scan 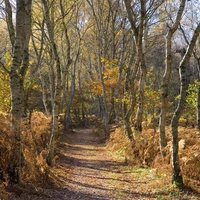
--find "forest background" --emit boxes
[0,0,200,197]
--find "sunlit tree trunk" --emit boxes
[59,0,72,113]
[134,54,147,132]
[114,18,126,123]
[123,0,146,135]
[64,74,75,129]
[4,0,15,48]
[20,0,32,117]
[6,0,32,118]
[64,33,80,129]
[86,0,109,133]
[159,0,186,154]
[171,22,200,186]
[123,65,135,141]
[31,17,50,115]
[41,0,62,165]
[9,0,32,182]
[171,61,186,188]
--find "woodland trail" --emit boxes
[8,128,200,200]
[56,128,154,200]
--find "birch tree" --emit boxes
[171,22,200,187]
[8,0,32,182]
[123,0,147,137]
[41,0,62,165]
[159,0,186,153]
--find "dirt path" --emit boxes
[8,128,200,200]
[56,128,152,200]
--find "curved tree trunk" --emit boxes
[171,22,200,186]
[159,0,186,154]
[171,62,186,187]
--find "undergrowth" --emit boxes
[107,124,200,193]
[0,111,59,199]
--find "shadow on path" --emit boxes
[55,128,156,200]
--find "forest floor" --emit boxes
[8,128,200,200]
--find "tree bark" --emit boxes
[159,0,186,154]
[59,0,72,113]
[171,21,200,186]
[171,61,186,188]
[123,0,146,134]
[4,0,15,48]
[134,54,147,132]
[123,66,135,141]
[9,0,32,182]
[64,74,75,129]
[41,0,62,166]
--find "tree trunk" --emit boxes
[171,63,186,187]
[64,34,80,129]
[40,73,50,115]
[41,0,62,166]
[122,66,136,141]
[4,0,15,48]
[124,0,146,134]
[64,74,75,129]
[9,0,32,183]
[171,21,200,186]
[134,54,147,132]
[59,0,72,113]
[159,0,186,154]
[114,18,126,123]
[31,18,49,114]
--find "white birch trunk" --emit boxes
[171,22,200,186]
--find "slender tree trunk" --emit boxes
[171,63,186,187]
[41,0,62,166]
[134,54,147,132]
[124,0,146,134]
[31,17,49,115]
[171,22,200,186]
[159,0,186,154]
[59,0,72,113]
[64,34,80,129]
[4,0,15,48]
[123,67,135,141]
[64,74,75,129]
[114,18,126,123]
[40,73,50,115]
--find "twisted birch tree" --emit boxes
[159,0,186,153]
[171,21,200,187]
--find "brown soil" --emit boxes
[8,128,200,200]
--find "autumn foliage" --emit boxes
[0,111,55,198]
[107,124,200,192]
